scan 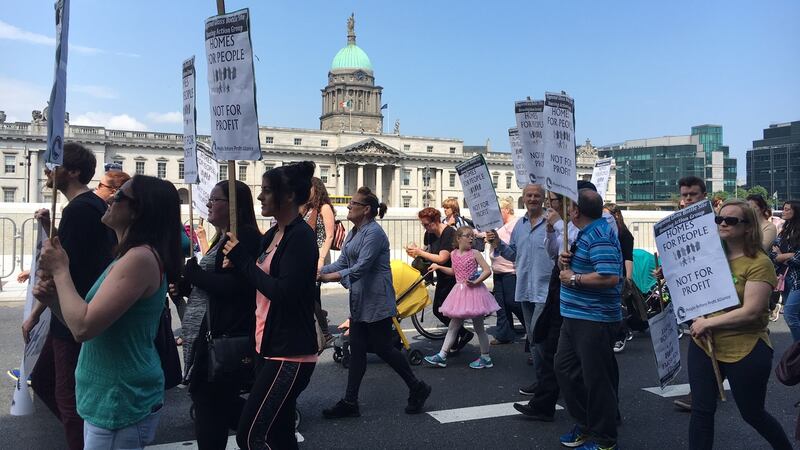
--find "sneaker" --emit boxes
[452,330,474,352]
[613,340,626,353]
[322,399,360,419]
[519,382,537,396]
[490,338,512,345]
[424,353,447,368]
[513,403,554,422]
[559,424,588,448]
[575,442,618,450]
[469,355,494,369]
[673,393,692,411]
[405,381,432,414]
[626,330,634,341]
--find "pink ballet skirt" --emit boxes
[439,250,500,319]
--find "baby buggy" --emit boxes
[332,260,431,367]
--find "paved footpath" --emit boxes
[0,289,798,449]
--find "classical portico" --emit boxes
[334,137,403,206]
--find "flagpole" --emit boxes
[49,168,57,239]
[215,0,238,238]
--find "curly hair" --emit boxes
[418,207,441,223]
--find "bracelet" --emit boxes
[576,274,582,288]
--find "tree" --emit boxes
[734,187,749,199]
[712,191,729,202]
[747,185,770,202]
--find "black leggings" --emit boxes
[345,317,419,402]
[237,359,315,450]
[688,339,791,450]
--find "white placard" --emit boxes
[44,0,70,169]
[182,57,198,184]
[654,200,739,322]
[205,8,261,161]
[514,100,546,186]
[542,92,577,201]
[591,157,613,200]
[648,303,681,389]
[11,223,51,415]
[455,155,503,232]
[507,128,527,189]
[191,147,219,220]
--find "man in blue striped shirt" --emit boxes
[554,188,623,450]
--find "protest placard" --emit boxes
[648,303,681,389]
[542,92,577,201]
[191,146,219,220]
[513,100,546,185]
[455,155,503,232]
[654,200,739,322]
[591,157,613,200]
[182,57,198,184]
[507,128,528,189]
[205,8,261,161]
[11,224,50,415]
[44,0,70,169]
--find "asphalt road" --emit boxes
[1,291,799,449]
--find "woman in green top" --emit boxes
[688,199,791,450]
[34,175,183,450]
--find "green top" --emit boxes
[75,259,166,430]
[331,44,373,71]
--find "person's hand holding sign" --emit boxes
[485,230,498,248]
[690,316,713,339]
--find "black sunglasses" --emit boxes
[113,190,135,204]
[715,216,748,226]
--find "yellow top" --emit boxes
[694,252,776,363]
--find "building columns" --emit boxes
[436,168,443,207]
[375,164,383,200]
[356,164,364,190]
[336,164,345,196]
[393,166,400,207]
[28,149,39,203]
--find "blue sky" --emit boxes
[1,0,798,179]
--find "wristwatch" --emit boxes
[569,274,577,287]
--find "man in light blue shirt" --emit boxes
[487,184,556,390]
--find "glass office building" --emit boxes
[746,121,800,203]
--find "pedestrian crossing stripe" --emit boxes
[641,380,731,398]
[148,432,304,449]
[427,401,564,424]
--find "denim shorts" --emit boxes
[83,405,162,450]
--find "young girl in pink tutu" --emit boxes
[424,226,500,369]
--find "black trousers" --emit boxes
[345,317,419,402]
[555,317,620,446]
[190,377,245,450]
[527,320,562,415]
[237,358,315,450]
[688,339,791,450]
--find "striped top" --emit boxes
[560,218,623,323]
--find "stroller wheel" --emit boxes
[189,403,196,422]
[408,349,423,366]
[333,347,343,363]
[295,409,301,430]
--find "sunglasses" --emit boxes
[715,216,748,226]
[113,190,135,204]
[348,200,368,207]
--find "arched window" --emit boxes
[178,188,189,205]
[518,196,524,209]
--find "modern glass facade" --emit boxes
[746,121,800,202]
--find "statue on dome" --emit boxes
[347,14,354,35]
[393,119,400,135]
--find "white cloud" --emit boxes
[0,20,140,57]
[0,77,47,122]
[71,112,147,131]
[146,111,182,124]
[70,84,118,99]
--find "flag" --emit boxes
[44,0,70,169]
[339,99,353,110]
[773,191,778,200]
[380,103,388,110]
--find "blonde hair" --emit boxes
[499,197,515,214]
[442,198,460,216]
[719,199,763,258]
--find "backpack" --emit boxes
[331,220,347,251]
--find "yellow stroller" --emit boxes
[331,260,431,367]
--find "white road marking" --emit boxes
[642,380,731,398]
[427,401,563,424]
[148,432,304,449]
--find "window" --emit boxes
[506,175,512,190]
[402,170,411,186]
[113,159,124,168]
[238,164,247,181]
[263,163,274,171]
[2,187,15,203]
[492,173,499,188]
[135,161,145,175]
[426,145,433,153]
[320,167,329,184]
[265,136,273,144]
[449,147,456,154]
[321,139,329,147]
[294,138,302,146]
[219,164,228,181]
[423,170,431,187]
[4,155,14,174]
[157,162,166,179]
[403,144,410,152]
[449,173,456,187]
[402,196,411,208]
[178,162,185,180]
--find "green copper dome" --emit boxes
[331,44,372,71]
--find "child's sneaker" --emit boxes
[469,355,493,369]
[575,442,618,450]
[559,424,588,448]
[423,353,447,367]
